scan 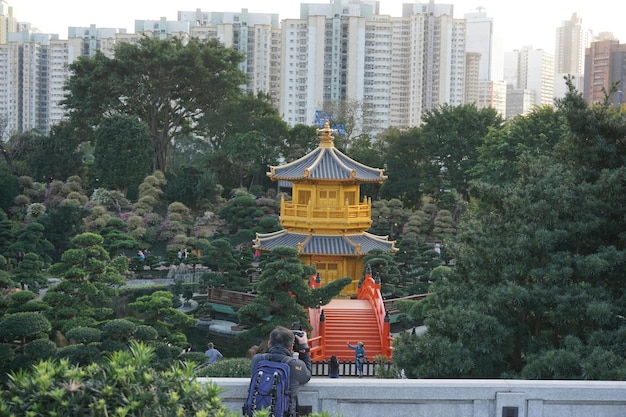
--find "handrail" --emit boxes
[357,271,392,358]
[281,201,371,219]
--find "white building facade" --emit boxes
[504,46,555,109]
[554,12,591,98]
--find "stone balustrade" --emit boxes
[203,377,626,417]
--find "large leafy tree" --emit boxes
[28,121,84,182]
[394,83,626,379]
[62,36,247,172]
[472,105,563,187]
[381,127,439,208]
[421,103,503,201]
[93,114,154,195]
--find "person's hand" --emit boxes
[294,331,308,346]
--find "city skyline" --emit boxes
[11,0,626,52]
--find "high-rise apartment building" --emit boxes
[1,0,495,139]
[554,12,592,98]
[0,30,56,137]
[584,36,626,106]
[464,10,503,82]
[403,1,466,122]
[504,46,555,108]
[178,9,281,101]
[279,0,466,133]
[0,0,16,44]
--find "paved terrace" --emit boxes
[204,377,626,417]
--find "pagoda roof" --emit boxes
[267,121,386,183]
[255,230,397,255]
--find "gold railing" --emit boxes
[281,202,371,221]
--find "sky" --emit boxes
[9,0,626,53]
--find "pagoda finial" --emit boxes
[317,120,336,145]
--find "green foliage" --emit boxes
[101,319,137,342]
[9,252,47,292]
[164,165,222,211]
[28,120,85,181]
[63,37,247,173]
[0,341,237,416]
[218,195,265,234]
[39,204,90,262]
[0,166,19,213]
[24,338,57,360]
[56,343,102,365]
[43,232,123,332]
[0,312,51,346]
[65,326,103,344]
[396,84,626,379]
[129,290,196,334]
[362,249,402,296]
[238,246,350,340]
[373,354,399,379]
[9,221,54,265]
[94,114,154,194]
[421,103,503,201]
[134,324,159,341]
[195,357,251,378]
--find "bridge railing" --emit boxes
[206,288,256,308]
[357,269,392,358]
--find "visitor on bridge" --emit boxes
[329,355,340,378]
[347,341,366,377]
[204,342,223,364]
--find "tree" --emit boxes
[237,246,351,341]
[421,103,503,201]
[0,312,51,354]
[380,127,438,208]
[164,165,222,211]
[63,36,247,172]
[472,105,562,186]
[129,290,195,336]
[393,82,626,379]
[218,194,265,234]
[9,252,46,291]
[283,124,319,162]
[43,233,124,333]
[319,98,375,144]
[0,165,19,213]
[93,114,154,195]
[201,93,288,191]
[39,204,90,262]
[98,217,140,257]
[9,222,54,265]
[28,120,84,181]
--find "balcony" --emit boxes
[281,201,372,232]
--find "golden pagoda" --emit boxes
[255,121,397,295]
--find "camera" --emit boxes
[291,323,304,350]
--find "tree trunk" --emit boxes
[153,135,168,172]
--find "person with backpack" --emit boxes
[244,326,311,417]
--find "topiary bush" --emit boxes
[24,338,57,360]
[195,357,251,378]
[65,326,102,344]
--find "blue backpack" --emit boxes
[243,354,293,417]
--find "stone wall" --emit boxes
[203,377,626,417]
